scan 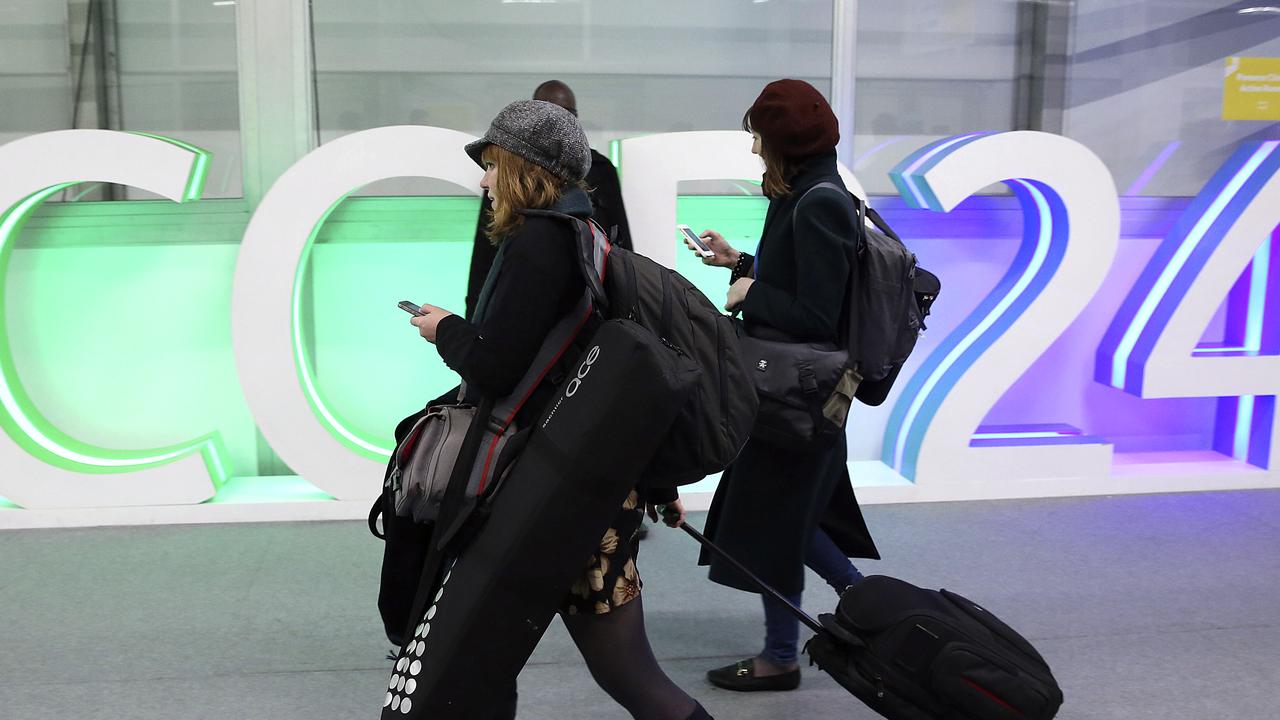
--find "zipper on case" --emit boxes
[660,336,687,355]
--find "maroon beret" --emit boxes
[746,79,840,159]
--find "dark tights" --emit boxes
[486,596,700,720]
[563,596,700,720]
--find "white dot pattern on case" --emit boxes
[383,556,457,714]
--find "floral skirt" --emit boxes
[561,489,646,616]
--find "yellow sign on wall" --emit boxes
[1224,57,1280,121]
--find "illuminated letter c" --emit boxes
[231,126,482,501]
[0,130,227,508]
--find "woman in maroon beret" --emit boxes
[684,79,880,692]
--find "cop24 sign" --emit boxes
[0,128,1277,509]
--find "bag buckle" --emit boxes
[799,368,819,394]
[822,368,862,427]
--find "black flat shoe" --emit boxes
[706,658,800,692]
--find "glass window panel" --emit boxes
[0,0,242,200]
[1064,2,1280,197]
[312,0,833,196]
[0,2,73,139]
[115,1,241,198]
[851,1,1021,195]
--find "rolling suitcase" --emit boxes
[380,318,699,719]
[681,522,1063,720]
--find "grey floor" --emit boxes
[2,490,1278,720]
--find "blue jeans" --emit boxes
[760,528,862,667]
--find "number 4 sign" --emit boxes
[1099,141,1280,469]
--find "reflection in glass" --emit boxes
[0,0,242,200]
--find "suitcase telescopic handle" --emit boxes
[677,522,825,634]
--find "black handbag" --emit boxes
[733,320,853,448]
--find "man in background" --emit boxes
[464,80,632,319]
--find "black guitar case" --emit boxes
[380,318,698,718]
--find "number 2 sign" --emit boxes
[882,132,1119,491]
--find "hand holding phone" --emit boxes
[398,300,425,317]
[404,301,455,344]
[678,224,716,258]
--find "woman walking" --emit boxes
[410,99,712,720]
[686,79,880,692]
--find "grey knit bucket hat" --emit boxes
[465,100,591,182]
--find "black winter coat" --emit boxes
[437,189,589,428]
[700,152,880,595]
[381,187,624,644]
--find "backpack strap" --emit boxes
[791,181,867,390]
[463,211,611,499]
[799,181,898,242]
[865,205,898,241]
[787,180,862,277]
[519,208,611,313]
[795,181,852,214]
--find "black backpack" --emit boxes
[532,211,758,487]
[809,575,1064,720]
[810,184,940,407]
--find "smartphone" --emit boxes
[398,300,425,317]
[677,224,715,258]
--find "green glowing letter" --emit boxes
[231,126,482,500]
[0,130,228,508]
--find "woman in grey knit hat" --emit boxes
[407,100,712,720]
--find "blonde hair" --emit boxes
[482,144,567,243]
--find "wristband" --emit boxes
[731,252,754,284]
